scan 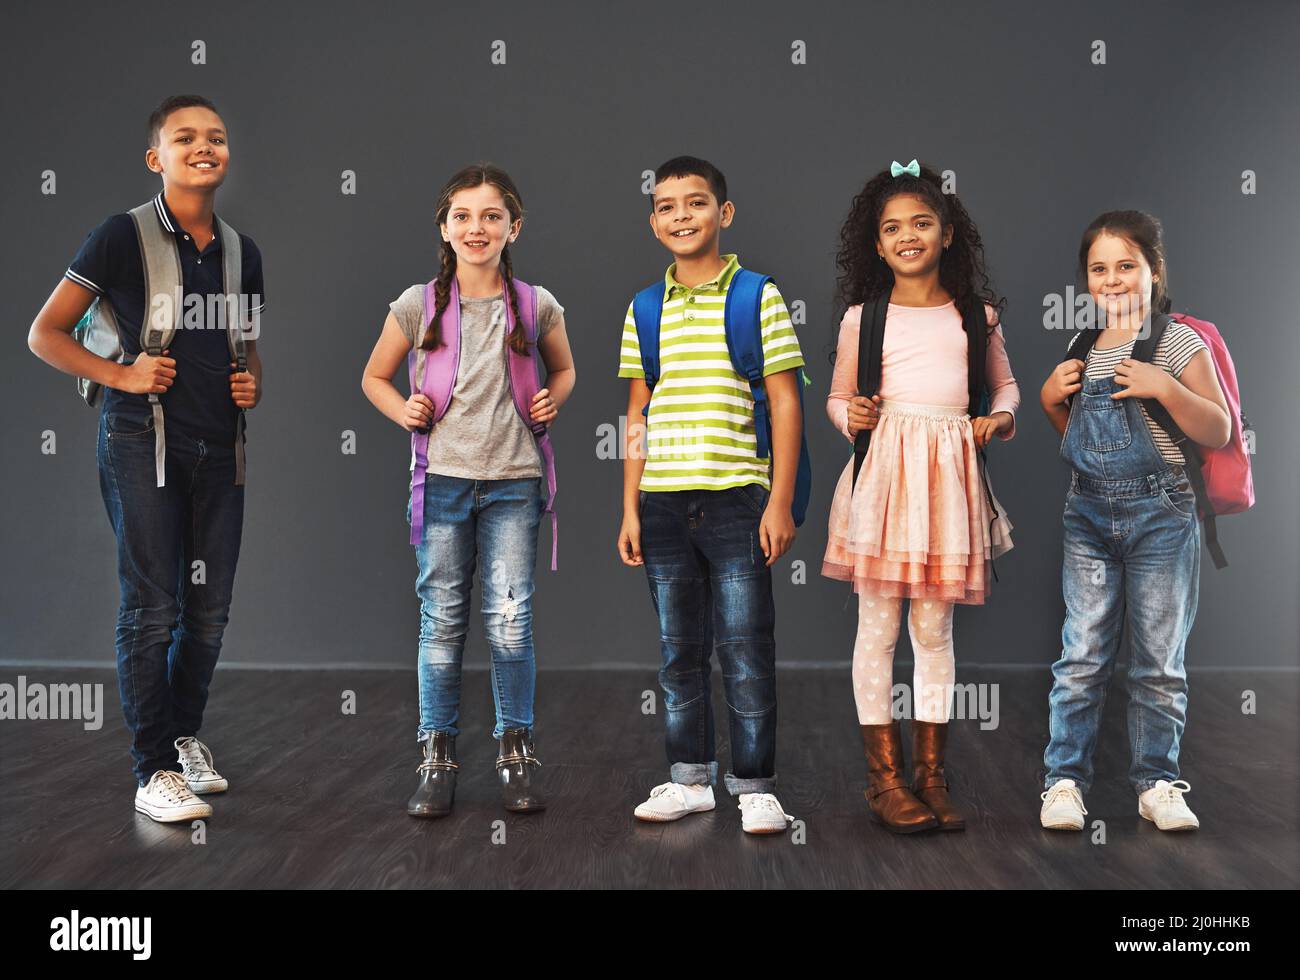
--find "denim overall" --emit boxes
[1043,372,1201,795]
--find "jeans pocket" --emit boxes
[1079,391,1131,452]
[736,483,770,517]
[105,412,154,440]
[1157,484,1197,521]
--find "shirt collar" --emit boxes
[664,253,740,296]
[152,191,216,242]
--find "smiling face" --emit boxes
[1086,231,1158,321]
[146,105,229,189]
[649,174,733,258]
[440,183,520,269]
[875,193,951,279]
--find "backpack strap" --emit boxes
[852,295,888,485]
[216,216,248,486]
[129,200,183,488]
[1061,322,1102,415]
[723,268,813,525]
[723,268,774,459]
[407,277,462,547]
[632,280,667,394]
[1131,314,1226,569]
[502,281,559,572]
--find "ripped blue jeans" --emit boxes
[409,474,542,741]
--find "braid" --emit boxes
[500,247,528,355]
[422,241,457,351]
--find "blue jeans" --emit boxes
[638,485,778,796]
[409,474,542,741]
[1044,374,1201,795]
[97,409,244,786]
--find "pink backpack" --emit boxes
[407,275,558,567]
[1142,314,1255,569]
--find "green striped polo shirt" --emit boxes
[617,253,806,492]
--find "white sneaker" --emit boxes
[135,770,214,823]
[738,792,794,834]
[176,736,228,794]
[1139,779,1199,831]
[634,782,715,822]
[1040,779,1088,830]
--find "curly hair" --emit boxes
[422,163,529,355]
[831,162,1004,361]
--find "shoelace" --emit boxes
[152,771,197,804]
[647,783,687,805]
[741,794,793,822]
[1040,783,1088,815]
[1149,780,1192,806]
[177,739,215,777]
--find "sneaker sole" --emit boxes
[1139,809,1198,831]
[188,779,228,794]
[1041,817,1085,831]
[634,802,715,822]
[742,823,789,835]
[135,801,212,823]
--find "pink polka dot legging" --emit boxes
[853,586,956,724]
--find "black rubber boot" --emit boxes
[407,731,457,818]
[496,727,546,813]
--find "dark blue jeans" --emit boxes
[639,485,778,795]
[97,409,244,786]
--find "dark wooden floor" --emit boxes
[2,666,1295,889]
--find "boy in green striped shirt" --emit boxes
[616,156,805,834]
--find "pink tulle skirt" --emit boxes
[822,399,1014,604]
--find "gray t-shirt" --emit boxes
[390,282,564,480]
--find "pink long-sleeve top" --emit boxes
[826,301,1021,441]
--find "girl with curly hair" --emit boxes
[822,160,1020,833]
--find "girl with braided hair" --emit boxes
[362,163,575,818]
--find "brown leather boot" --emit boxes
[911,720,965,831]
[860,722,938,833]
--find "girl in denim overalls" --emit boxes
[1038,211,1232,832]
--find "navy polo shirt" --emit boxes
[65,192,266,445]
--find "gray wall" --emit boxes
[2,0,1296,668]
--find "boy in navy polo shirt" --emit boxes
[28,95,265,823]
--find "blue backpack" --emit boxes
[631,267,813,526]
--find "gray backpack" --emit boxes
[73,199,248,487]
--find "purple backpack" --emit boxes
[407,275,557,569]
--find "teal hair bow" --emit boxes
[890,159,920,178]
